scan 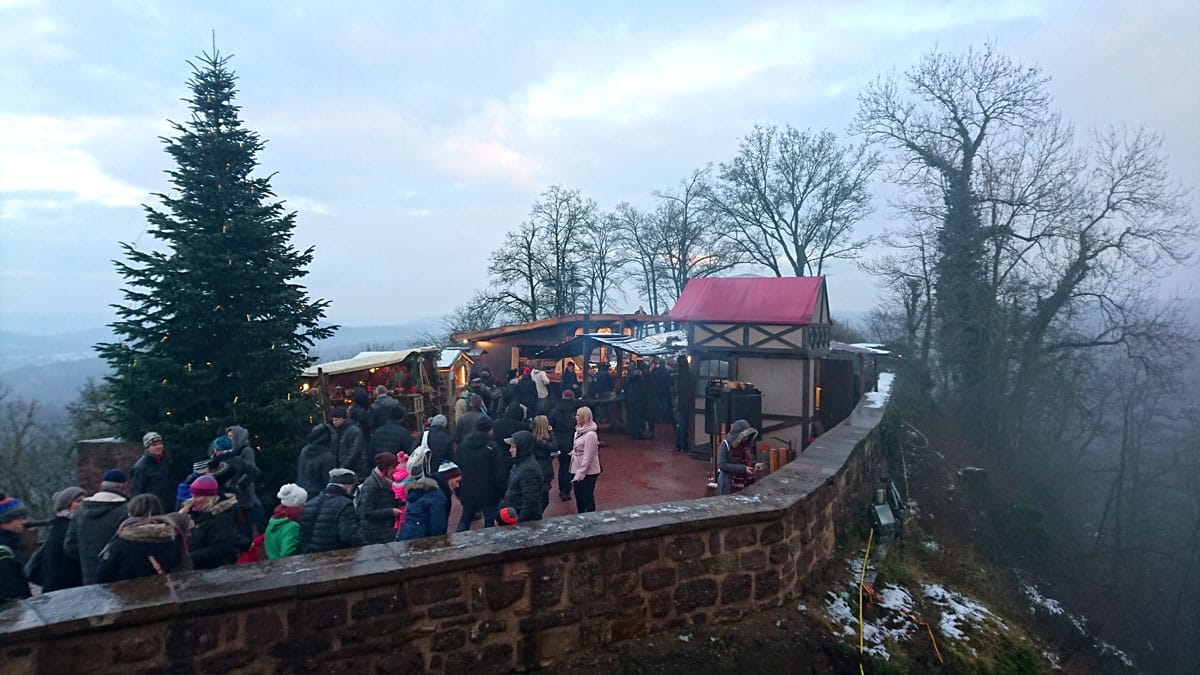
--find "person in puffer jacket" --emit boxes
[492,403,529,452]
[296,423,337,499]
[300,469,363,553]
[265,483,307,559]
[396,445,450,541]
[97,494,181,583]
[500,431,546,522]
[64,470,130,585]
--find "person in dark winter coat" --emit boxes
[356,453,401,544]
[97,494,181,583]
[622,366,650,439]
[131,431,176,512]
[225,424,264,535]
[560,361,581,398]
[651,359,674,423]
[549,391,579,501]
[330,406,367,472]
[453,417,507,532]
[426,415,453,467]
[296,423,337,499]
[181,475,247,570]
[396,444,453,541]
[64,470,130,585]
[300,469,364,553]
[500,431,546,522]
[368,385,401,434]
[454,395,486,443]
[674,354,694,453]
[0,494,31,602]
[716,419,759,495]
[492,403,529,450]
[40,487,85,592]
[349,387,373,443]
[514,368,538,419]
[369,404,413,459]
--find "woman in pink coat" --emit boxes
[391,449,410,529]
[569,406,602,513]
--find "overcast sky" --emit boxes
[1,0,1196,330]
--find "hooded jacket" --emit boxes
[502,431,545,522]
[300,484,364,553]
[96,517,181,583]
[396,476,448,541]
[225,425,261,509]
[514,374,538,416]
[64,489,129,585]
[717,419,759,495]
[336,417,367,471]
[296,425,337,498]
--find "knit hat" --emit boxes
[374,385,389,397]
[276,483,308,508]
[192,459,211,474]
[429,414,447,428]
[52,486,86,513]
[142,431,162,448]
[189,474,219,497]
[330,406,348,419]
[102,469,127,484]
[475,416,493,432]
[0,495,28,523]
[561,389,575,399]
[437,460,461,481]
[522,367,532,376]
[212,435,233,452]
[328,468,358,486]
[498,506,518,525]
[375,452,399,471]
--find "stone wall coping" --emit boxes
[0,401,884,642]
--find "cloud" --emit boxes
[0,114,149,207]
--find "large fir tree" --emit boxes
[98,50,334,476]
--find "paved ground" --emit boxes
[448,425,714,529]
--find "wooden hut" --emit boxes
[667,277,832,453]
[301,347,443,422]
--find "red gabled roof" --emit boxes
[667,276,827,325]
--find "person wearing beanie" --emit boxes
[296,423,337,499]
[39,487,86,592]
[265,484,307,560]
[453,414,507,532]
[0,494,32,601]
[131,431,176,512]
[96,494,182,583]
[299,468,363,553]
[396,436,450,542]
[64,469,129,585]
[500,430,546,523]
[356,452,401,544]
[330,405,367,475]
[424,414,453,493]
[550,389,580,501]
[181,474,247,570]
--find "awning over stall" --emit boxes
[302,347,438,377]
[535,333,677,360]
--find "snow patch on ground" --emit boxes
[1023,585,1134,669]
[922,539,940,552]
[862,372,894,408]
[824,586,916,661]
[922,584,1006,640]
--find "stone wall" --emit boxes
[0,401,887,674]
[76,438,143,492]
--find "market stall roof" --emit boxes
[436,347,484,369]
[302,347,439,377]
[668,276,827,325]
[534,333,677,360]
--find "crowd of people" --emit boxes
[0,364,621,602]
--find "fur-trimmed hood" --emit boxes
[727,419,758,447]
[179,493,239,516]
[116,517,178,543]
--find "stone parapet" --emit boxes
[0,399,887,673]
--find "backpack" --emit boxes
[236,533,266,564]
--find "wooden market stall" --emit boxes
[301,347,443,423]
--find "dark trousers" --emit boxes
[627,405,645,439]
[574,474,599,513]
[456,499,496,532]
[556,452,573,497]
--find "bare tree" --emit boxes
[487,222,543,322]
[578,214,627,313]
[444,291,504,334]
[612,202,670,314]
[860,220,937,367]
[0,390,74,517]
[529,186,597,316]
[655,169,743,303]
[709,125,878,276]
